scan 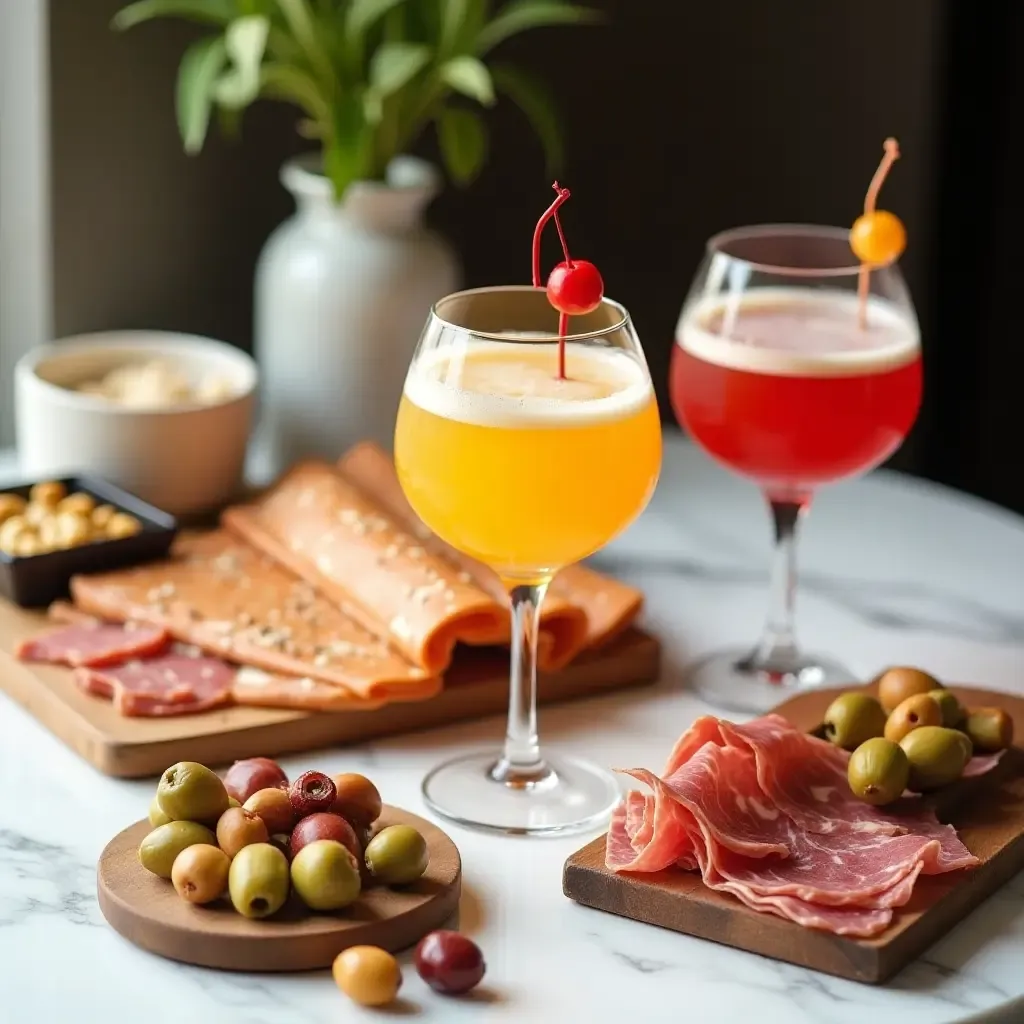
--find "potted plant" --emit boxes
[112,0,600,469]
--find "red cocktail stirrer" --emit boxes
[850,138,907,330]
[531,182,605,380]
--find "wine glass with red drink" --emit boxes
[670,139,922,713]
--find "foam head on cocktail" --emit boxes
[393,187,662,836]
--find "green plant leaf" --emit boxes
[440,56,495,106]
[370,42,431,97]
[273,0,335,86]
[346,0,410,40]
[259,62,330,123]
[324,91,373,199]
[112,0,237,30]
[491,62,562,174]
[476,1,601,55]
[439,0,485,56]
[214,15,270,107]
[176,34,229,153]
[436,107,487,184]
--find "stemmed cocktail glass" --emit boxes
[670,223,922,713]
[394,285,661,835]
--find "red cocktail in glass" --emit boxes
[671,225,922,712]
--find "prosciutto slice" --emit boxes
[607,714,980,937]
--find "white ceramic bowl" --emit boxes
[14,331,258,517]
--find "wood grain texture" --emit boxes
[0,600,660,778]
[97,805,461,971]
[562,684,1024,985]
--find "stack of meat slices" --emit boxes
[605,714,983,937]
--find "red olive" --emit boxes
[289,770,336,818]
[223,757,288,804]
[414,930,485,995]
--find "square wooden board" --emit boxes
[562,684,1024,984]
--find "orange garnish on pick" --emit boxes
[851,138,906,329]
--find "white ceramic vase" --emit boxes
[254,154,460,475]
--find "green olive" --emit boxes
[964,707,1014,753]
[884,693,943,743]
[822,692,887,750]
[847,738,910,805]
[156,761,230,823]
[228,843,290,919]
[928,689,964,729]
[877,666,941,713]
[138,821,217,878]
[899,726,972,791]
[364,825,429,886]
[148,795,172,828]
[291,840,362,911]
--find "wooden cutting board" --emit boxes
[97,804,460,971]
[562,684,1024,985]
[0,600,660,778]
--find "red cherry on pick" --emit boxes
[546,260,604,316]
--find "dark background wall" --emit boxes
[49,1,1023,514]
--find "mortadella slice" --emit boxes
[337,442,643,661]
[16,620,170,668]
[221,461,509,674]
[69,531,440,703]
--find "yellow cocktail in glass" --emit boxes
[395,341,660,582]
[394,285,662,835]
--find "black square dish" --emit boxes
[0,475,177,607]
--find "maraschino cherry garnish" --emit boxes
[531,182,605,379]
[850,137,906,328]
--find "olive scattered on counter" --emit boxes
[333,946,403,1007]
[414,930,487,995]
[0,482,142,557]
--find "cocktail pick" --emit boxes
[531,182,605,379]
[851,138,907,329]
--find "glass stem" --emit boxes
[748,497,807,668]
[490,582,553,787]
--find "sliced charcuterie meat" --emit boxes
[607,714,980,937]
[74,653,234,717]
[16,621,170,668]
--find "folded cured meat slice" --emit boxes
[75,653,234,717]
[69,531,440,703]
[338,442,644,664]
[222,461,508,674]
[606,714,979,936]
[16,620,170,668]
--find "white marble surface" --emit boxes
[2,432,1024,1023]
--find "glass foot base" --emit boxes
[688,647,853,715]
[421,751,621,836]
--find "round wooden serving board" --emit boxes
[97,805,461,972]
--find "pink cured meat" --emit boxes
[607,714,980,937]
[74,654,234,717]
[17,621,170,668]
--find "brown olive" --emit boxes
[963,707,1014,753]
[243,788,295,835]
[216,806,269,858]
[331,773,383,828]
[884,693,942,743]
[333,946,402,1007]
[414,930,486,995]
[171,844,231,904]
[877,666,940,713]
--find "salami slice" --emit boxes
[74,654,234,717]
[17,621,170,668]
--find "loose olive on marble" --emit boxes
[333,946,402,1007]
[877,667,941,713]
[900,726,972,792]
[156,761,230,823]
[228,843,290,919]
[364,825,428,886]
[414,930,486,995]
[964,708,1014,753]
[884,693,942,744]
[138,821,217,878]
[847,738,910,806]
[822,692,887,750]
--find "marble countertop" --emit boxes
[3,431,1024,1024]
